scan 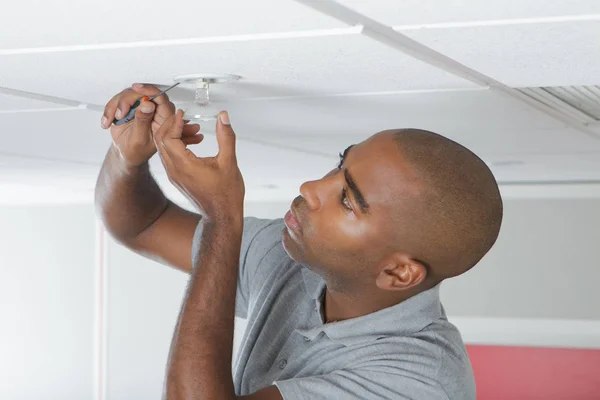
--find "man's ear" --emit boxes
[375,252,427,291]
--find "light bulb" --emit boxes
[173,73,242,124]
[182,80,220,122]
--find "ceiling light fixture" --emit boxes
[172,73,241,123]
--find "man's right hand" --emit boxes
[100,83,203,167]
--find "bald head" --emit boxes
[386,129,503,282]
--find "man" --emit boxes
[96,83,503,400]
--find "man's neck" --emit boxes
[323,286,418,323]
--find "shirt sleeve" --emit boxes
[191,216,283,319]
[274,368,451,400]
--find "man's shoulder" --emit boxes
[368,319,462,360]
[366,319,474,398]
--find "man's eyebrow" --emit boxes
[344,169,370,214]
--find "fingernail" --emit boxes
[132,83,143,89]
[101,116,108,128]
[219,111,230,125]
[115,109,123,119]
[140,102,154,113]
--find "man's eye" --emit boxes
[341,189,353,211]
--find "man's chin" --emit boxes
[282,228,303,262]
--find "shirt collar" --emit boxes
[299,266,443,347]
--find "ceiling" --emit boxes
[1,0,600,204]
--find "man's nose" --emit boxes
[299,180,322,211]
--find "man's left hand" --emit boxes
[153,109,245,223]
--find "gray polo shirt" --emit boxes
[192,217,475,399]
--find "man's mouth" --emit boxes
[284,206,303,235]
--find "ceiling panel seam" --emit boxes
[0,86,85,108]
[0,27,361,56]
[294,0,600,140]
[0,107,85,114]
[0,150,100,166]
[213,87,487,103]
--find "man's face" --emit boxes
[282,132,422,288]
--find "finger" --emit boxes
[182,123,200,137]
[216,111,237,165]
[154,110,192,167]
[152,112,177,144]
[132,83,176,127]
[115,94,146,122]
[149,101,180,136]
[182,134,204,146]
[155,141,177,181]
[153,100,176,125]
[153,114,178,174]
[130,99,155,144]
[102,88,136,129]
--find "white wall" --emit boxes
[442,198,600,320]
[2,190,600,399]
[0,205,96,400]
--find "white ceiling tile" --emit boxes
[0,34,476,106]
[223,89,572,140]
[400,21,600,87]
[0,109,112,165]
[0,93,69,111]
[1,0,345,49]
[337,0,600,26]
